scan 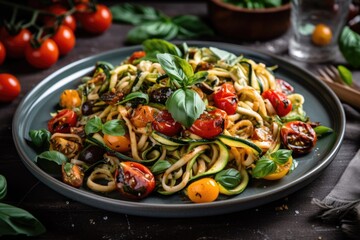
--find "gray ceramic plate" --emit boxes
[12,41,345,217]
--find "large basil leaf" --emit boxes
[172,15,214,39]
[0,175,6,200]
[0,203,46,236]
[215,168,241,189]
[110,3,164,25]
[102,120,126,136]
[28,129,51,148]
[210,47,239,65]
[85,116,103,135]
[339,27,360,68]
[35,151,68,165]
[270,149,292,165]
[252,158,277,178]
[143,39,182,57]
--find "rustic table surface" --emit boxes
[1,1,359,239]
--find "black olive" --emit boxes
[79,145,106,164]
[149,87,173,104]
[81,101,94,116]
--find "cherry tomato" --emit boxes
[59,89,81,109]
[103,134,131,153]
[280,121,317,155]
[61,162,84,188]
[0,73,21,102]
[189,109,226,139]
[0,41,5,65]
[0,28,31,59]
[44,4,77,32]
[275,79,294,95]
[262,89,292,117]
[213,83,238,115]
[51,25,76,56]
[48,109,77,133]
[115,161,155,199]
[131,105,155,128]
[187,178,219,203]
[128,51,146,64]
[312,24,332,46]
[263,156,293,180]
[25,38,59,69]
[152,110,182,137]
[78,4,112,34]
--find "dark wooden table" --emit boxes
[1,2,359,239]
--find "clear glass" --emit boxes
[289,0,350,62]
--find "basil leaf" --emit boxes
[157,53,192,85]
[337,65,353,86]
[126,20,179,45]
[0,175,7,200]
[339,26,360,68]
[143,39,182,57]
[166,88,205,128]
[187,71,208,85]
[85,116,103,135]
[215,168,241,190]
[151,160,171,175]
[270,149,292,165]
[172,15,214,39]
[117,92,149,105]
[110,3,164,25]
[36,151,68,165]
[252,158,277,178]
[102,120,126,136]
[0,203,46,236]
[28,129,51,148]
[314,125,334,138]
[209,47,238,65]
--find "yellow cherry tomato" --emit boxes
[187,178,219,203]
[103,134,131,153]
[263,156,293,180]
[311,24,333,46]
[59,89,81,109]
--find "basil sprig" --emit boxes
[252,149,292,178]
[0,175,46,236]
[28,129,51,148]
[85,116,126,136]
[210,47,239,66]
[215,168,242,190]
[157,53,208,127]
[339,27,360,68]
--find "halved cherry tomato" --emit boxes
[189,109,226,139]
[0,73,21,102]
[78,4,112,34]
[263,156,293,180]
[44,4,77,32]
[0,28,31,59]
[152,110,182,137]
[115,161,155,199]
[25,38,59,69]
[62,162,84,188]
[0,41,5,65]
[280,121,317,155]
[103,134,131,153]
[59,89,81,109]
[213,83,238,115]
[275,79,294,95]
[262,89,292,117]
[51,25,76,56]
[187,178,219,203]
[48,109,77,133]
[131,105,155,128]
[128,51,146,64]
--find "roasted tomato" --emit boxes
[48,109,77,133]
[115,161,155,199]
[152,110,182,137]
[187,178,219,203]
[275,79,294,95]
[128,51,146,64]
[59,89,81,109]
[213,83,238,115]
[62,162,84,188]
[189,109,226,139]
[131,105,155,128]
[103,134,131,153]
[262,89,292,117]
[280,121,317,155]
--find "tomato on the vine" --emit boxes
[51,25,76,56]
[152,110,182,137]
[78,4,112,34]
[0,73,21,102]
[280,121,317,155]
[0,41,5,65]
[115,161,155,199]
[189,109,227,139]
[0,28,31,59]
[213,83,238,115]
[25,38,59,69]
[44,4,77,32]
[48,109,77,133]
[262,89,292,117]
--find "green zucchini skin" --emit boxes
[217,134,262,155]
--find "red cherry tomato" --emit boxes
[280,121,317,155]
[152,110,182,137]
[213,83,238,115]
[0,41,5,65]
[61,162,84,188]
[115,161,155,199]
[0,73,21,102]
[189,109,226,139]
[51,25,76,56]
[0,28,31,59]
[25,38,59,69]
[276,79,294,95]
[78,4,112,34]
[262,89,292,117]
[128,51,146,64]
[48,109,77,133]
[44,4,77,32]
